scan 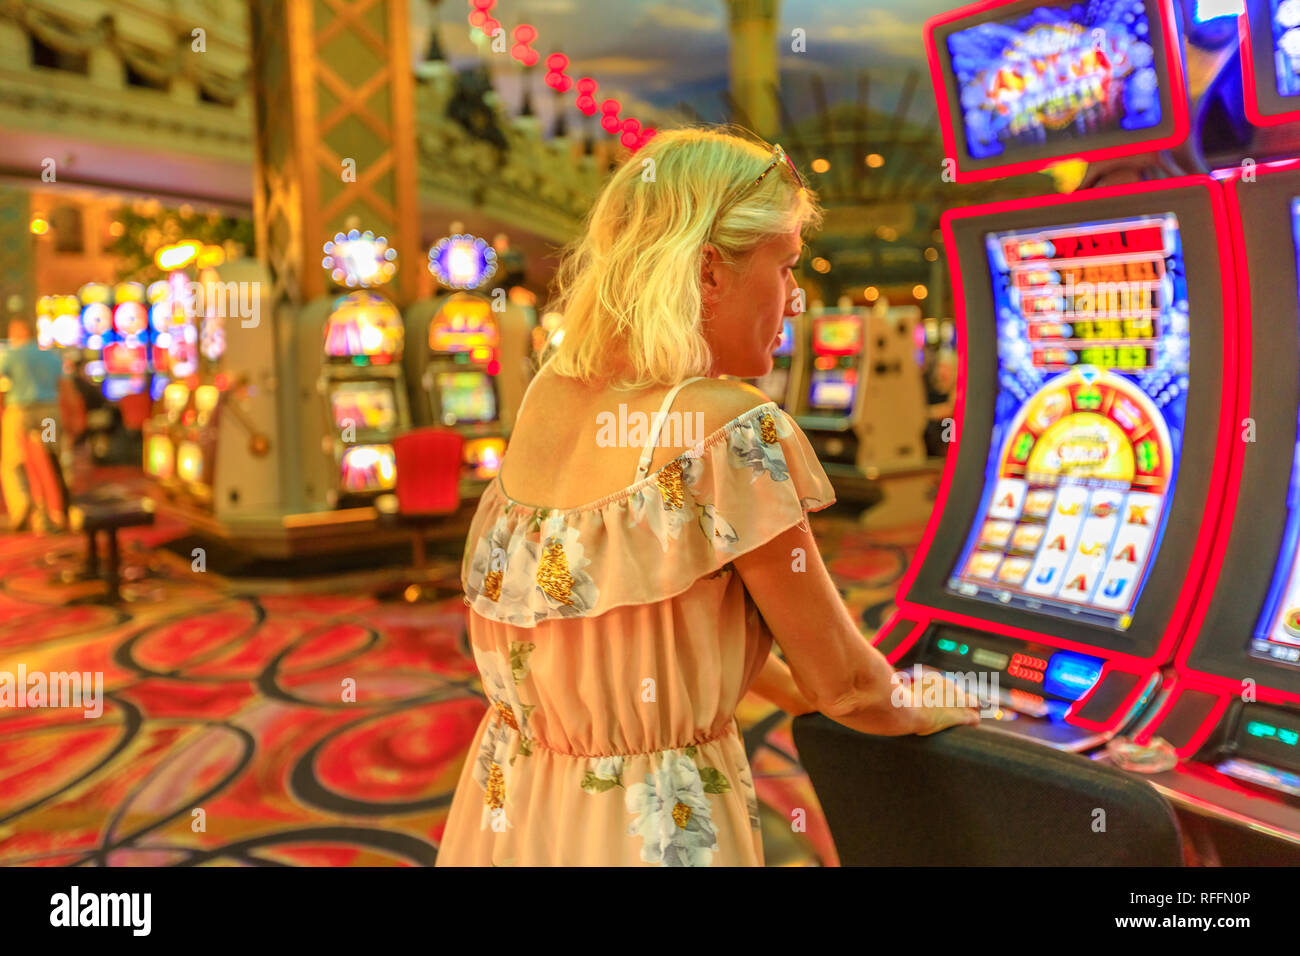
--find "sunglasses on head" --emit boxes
[709,144,806,237]
[748,144,805,193]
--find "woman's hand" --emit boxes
[895,673,982,735]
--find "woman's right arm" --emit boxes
[733,519,981,736]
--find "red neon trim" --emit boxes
[875,611,929,666]
[924,0,1191,183]
[1240,9,1300,127]
[882,176,1240,734]
[1172,162,1300,708]
[1064,660,1153,732]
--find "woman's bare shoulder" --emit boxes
[682,378,775,434]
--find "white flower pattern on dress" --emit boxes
[625,451,705,552]
[624,750,720,867]
[447,402,837,863]
[728,409,795,482]
[699,503,739,554]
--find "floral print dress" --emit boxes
[436,399,835,866]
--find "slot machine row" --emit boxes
[883,0,1300,859]
[1117,160,1300,843]
[747,306,931,493]
[403,290,534,492]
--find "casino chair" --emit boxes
[374,427,464,603]
[792,713,1184,866]
[22,432,158,604]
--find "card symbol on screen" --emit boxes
[1127,505,1152,526]
[1102,578,1128,599]
[1065,573,1089,593]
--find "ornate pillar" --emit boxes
[247,0,421,311]
[244,0,421,515]
[724,0,780,140]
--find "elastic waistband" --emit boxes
[509,716,739,760]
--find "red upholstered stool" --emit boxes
[117,392,152,431]
[376,427,464,602]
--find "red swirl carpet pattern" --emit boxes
[0,487,921,867]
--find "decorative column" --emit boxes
[242,0,422,516]
[247,0,421,312]
[724,0,780,140]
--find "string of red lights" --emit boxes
[466,0,657,151]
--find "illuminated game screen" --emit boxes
[437,372,497,425]
[946,1,1163,161]
[812,316,862,356]
[808,370,856,411]
[947,213,1191,631]
[1252,198,1300,667]
[340,444,396,494]
[1271,0,1300,97]
[329,380,398,433]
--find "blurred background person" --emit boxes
[0,317,65,532]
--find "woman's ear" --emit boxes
[700,244,722,314]
[700,244,719,289]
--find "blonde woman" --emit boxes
[439,127,979,867]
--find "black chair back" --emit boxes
[792,714,1182,866]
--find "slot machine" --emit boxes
[174,384,221,507]
[793,305,928,489]
[103,282,150,402]
[875,178,1238,751]
[170,266,229,506]
[410,292,506,484]
[78,284,113,387]
[318,290,410,504]
[143,381,189,490]
[43,294,82,351]
[404,234,533,489]
[1117,8,1300,844]
[873,0,1241,753]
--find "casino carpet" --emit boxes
[0,474,925,867]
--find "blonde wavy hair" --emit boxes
[544,126,822,388]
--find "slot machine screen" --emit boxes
[806,315,861,413]
[947,213,1190,631]
[1243,0,1300,123]
[103,342,149,376]
[429,294,499,353]
[437,371,497,425]
[808,371,856,410]
[929,0,1186,178]
[1252,197,1300,668]
[329,380,399,433]
[340,444,397,493]
[1271,0,1300,97]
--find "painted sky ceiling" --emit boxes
[419,0,954,132]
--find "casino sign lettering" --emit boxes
[983,25,1132,134]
